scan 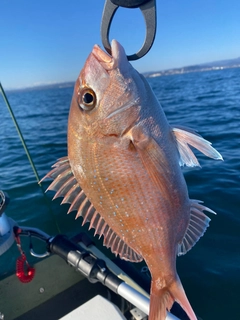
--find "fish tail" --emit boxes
[168,277,197,320]
[149,288,174,320]
[149,277,197,320]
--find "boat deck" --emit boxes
[1,255,123,320]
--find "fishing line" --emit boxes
[0,82,61,234]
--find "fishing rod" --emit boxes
[0,82,41,186]
[0,83,61,233]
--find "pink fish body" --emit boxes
[44,40,222,319]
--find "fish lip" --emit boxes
[92,44,112,63]
[92,44,116,70]
[92,40,127,70]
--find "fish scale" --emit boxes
[91,143,152,230]
[42,40,222,320]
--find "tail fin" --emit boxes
[149,277,197,320]
[149,289,174,320]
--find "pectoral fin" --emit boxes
[172,126,223,167]
[129,125,171,199]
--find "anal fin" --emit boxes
[178,200,216,256]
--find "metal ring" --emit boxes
[101,0,156,61]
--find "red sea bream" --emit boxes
[43,40,222,320]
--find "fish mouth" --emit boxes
[92,40,128,71]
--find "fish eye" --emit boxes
[78,88,96,111]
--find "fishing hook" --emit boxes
[101,0,157,60]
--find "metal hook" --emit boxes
[29,233,50,258]
[101,0,157,61]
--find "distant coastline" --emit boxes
[143,56,240,78]
[6,57,240,91]
[6,81,75,92]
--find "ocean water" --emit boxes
[0,67,240,319]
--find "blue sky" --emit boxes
[1,0,240,89]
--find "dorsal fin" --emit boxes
[177,200,216,256]
[41,157,143,262]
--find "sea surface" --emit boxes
[0,68,240,319]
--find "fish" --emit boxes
[42,40,222,320]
